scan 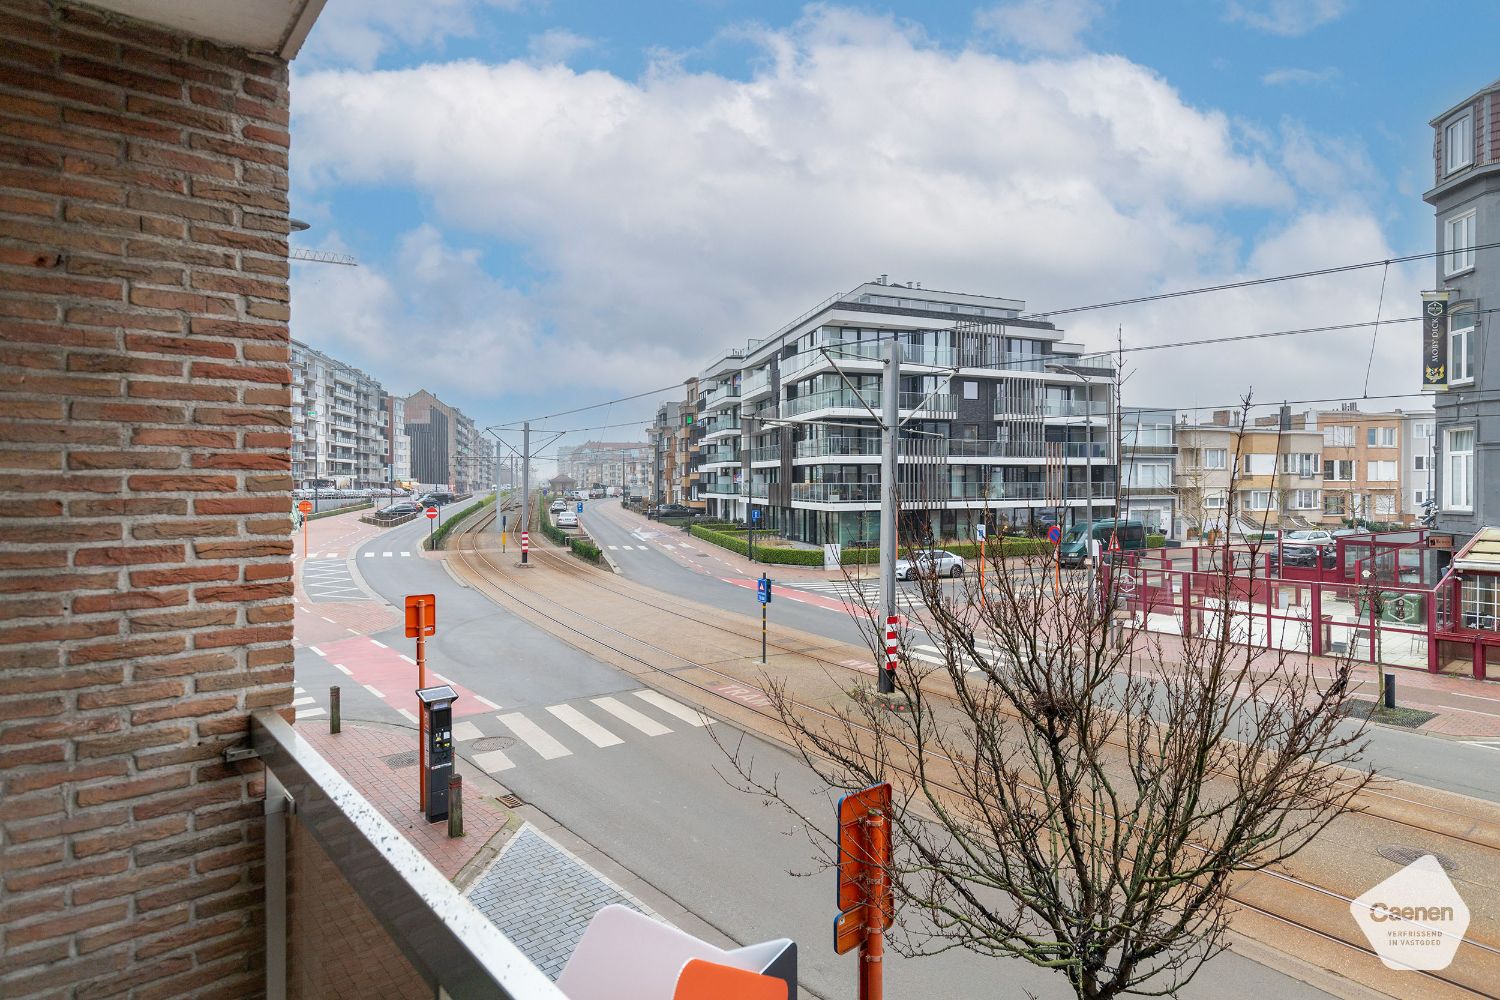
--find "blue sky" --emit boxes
[288,0,1499,444]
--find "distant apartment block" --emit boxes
[1175,410,1323,537]
[1118,407,1177,534]
[1306,405,1433,526]
[290,340,391,489]
[403,389,494,492]
[559,441,653,493]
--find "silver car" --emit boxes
[895,549,966,580]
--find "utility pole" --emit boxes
[878,336,900,695]
[494,438,502,532]
[521,421,531,566]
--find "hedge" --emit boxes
[840,538,1050,562]
[1147,534,1167,548]
[536,500,603,564]
[425,493,495,550]
[689,524,826,565]
[305,500,372,522]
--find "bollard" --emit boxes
[1384,673,1396,710]
[447,773,463,838]
[329,685,340,734]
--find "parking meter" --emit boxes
[415,685,459,823]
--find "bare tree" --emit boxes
[729,403,1371,1000]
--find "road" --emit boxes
[581,498,1500,807]
[287,505,1352,999]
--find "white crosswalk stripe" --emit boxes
[363,552,374,558]
[451,721,484,742]
[498,712,572,759]
[473,749,515,772]
[546,704,623,747]
[591,697,670,736]
[632,690,711,727]
[397,707,418,724]
[295,707,326,719]
[291,696,315,707]
[607,545,618,550]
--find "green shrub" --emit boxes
[1147,533,1166,548]
[426,493,495,550]
[569,537,602,563]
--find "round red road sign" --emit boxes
[297,500,313,514]
[425,507,439,519]
[1047,524,1062,544]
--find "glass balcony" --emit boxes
[749,445,781,463]
[794,436,880,459]
[792,482,881,502]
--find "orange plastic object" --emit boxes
[672,959,786,1000]
[404,594,436,638]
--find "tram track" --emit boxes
[451,505,1500,999]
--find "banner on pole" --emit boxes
[1421,291,1450,391]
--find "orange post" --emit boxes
[862,808,889,1000]
[405,594,437,813]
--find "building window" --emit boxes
[1445,427,1475,511]
[1244,490,1272,511]
[1414,421,1434,440]
[1446,209,1476,275]
[1450,319,1475,384]
[1414,490,1426,506]
[962,380,978,400]
[1293,489,1318,509]
[1445,114,1473,174]
[1202,448,1227,469]
[1373,494,1395,516]
[1414,455,1425,471]
[1323,459,1355,481]
[1367,461,1396,482]
[1323,493,1345,515]
[1460,576,1499,631]
[1323,425,1354,447]
[1365,427,1396,447]
[1204,493,1226,510]
[1244,454,1275,476]
[1282,452,1319,477]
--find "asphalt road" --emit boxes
[284,505,1351,999]
[582,500,1500,807]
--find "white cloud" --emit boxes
[527,29,596,65]
[1226,0,1350,37]
[300,0,524,71]
[291,5,1418,415]
[974,0,1105,55]
[1261,66,1341,87]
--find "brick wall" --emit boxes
[0,1,293,996]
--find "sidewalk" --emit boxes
[292,506,400,648]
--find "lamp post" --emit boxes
[1047,362,1100,611]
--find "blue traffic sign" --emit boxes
[757,577,772,604]
[576,502,583,513]
[751,508,761,523]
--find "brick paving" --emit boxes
[464,825,655,980]
[297,721,510,880]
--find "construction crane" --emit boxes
[288,218,358,266]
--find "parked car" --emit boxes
[651,503,696,519]
[556,511,578,528]
[895,550,966,580]
[1059,519,1147,567]
[550,500,567,513]
[1271,543,1337,570]
[416,492,456,507]
[1284,529,1334,547]
[377,501,421,518]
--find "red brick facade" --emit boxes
[1,1,293,995]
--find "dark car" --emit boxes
[651,503,696,519]
[377,502,421,518]
[415,492,455,507]
[1271,543,1336,570]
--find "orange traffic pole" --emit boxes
[861,808,888,1000]
[416,619,427,812]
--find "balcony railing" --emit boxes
[795,436,881,459]
[782,390,957,418]
[790,481,1118,503]
[792,482,881,502]
[740,370,771,398]
[750,446,781,463]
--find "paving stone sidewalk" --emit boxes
[464,824,660,980]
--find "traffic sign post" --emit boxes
[297,499,312,557]
[425,505,438,547]
[521,530,530,562]
[756,573,772,664]
[975,522,987,603]
[835,782,892,1000]
[749,507,761,564]
[404,594,437,812]
[1048,524,1063,596]
[883,615,899,679]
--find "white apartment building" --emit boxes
[690,279,1117,546]
[290,340,390,489]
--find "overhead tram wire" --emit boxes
[1020,240,1500,320]
[490,382,684,430]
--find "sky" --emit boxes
[287,0,1500,450]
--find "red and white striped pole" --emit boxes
[521,530,530,563]
[884,614,899,680]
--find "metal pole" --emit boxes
[329,685,340,734]
[879,337,900,694]
[521,421,531,565]
[447,773,463,838]
[417,626,427,813]
[761,572,768,665]
[1084,375,1095,613]
[264,771,288,1000]
[861,808,888,1000]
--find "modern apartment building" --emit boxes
[689,279,1118,546]
[404,389,494,491]
[1118,407,1177,534]
[1426,79,1500,549]
[387,394,412,483]
[559,441,653,493]
[1174,410,1322,537]
[1309,405,1406,525]
[290,340,391,489]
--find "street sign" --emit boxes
[975,522,986,541]
[297,500,312,515]
[576,502,583,514]
[751,508,761,523]
[404,594,436,638]
[838,782,892,911]
[1047,524,1062,544]
[425,506,439,520]
[757,577,772,604]
[834,908,866,955]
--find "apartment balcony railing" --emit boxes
[790,481,1118,504]
[700,418,742,438]
[782,390,957,418]
[740,370,771,399]
[794,436,881,459]
[792,482,881,502]
[748,481,771,499]
[749,446,781,463]
[994,397,1110,419]
[700,447,740,466]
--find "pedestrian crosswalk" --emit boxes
[458,689,714,775]
[293,685,325,720]
[786,579,878,597]
[909,641,1017,674]
[360,551,414,558]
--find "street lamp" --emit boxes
[1047,361,1102,609]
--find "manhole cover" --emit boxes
[381,750,418,768]
[471,736,514,753]
[498,793,524,809]
[1377,846,1457,872]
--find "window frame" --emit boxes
[1444,426,1475,512]
[1446,208,1477,276]
[1445,113,1473,175]
[1202,447,1227,470]
[1450,319,1475,385]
